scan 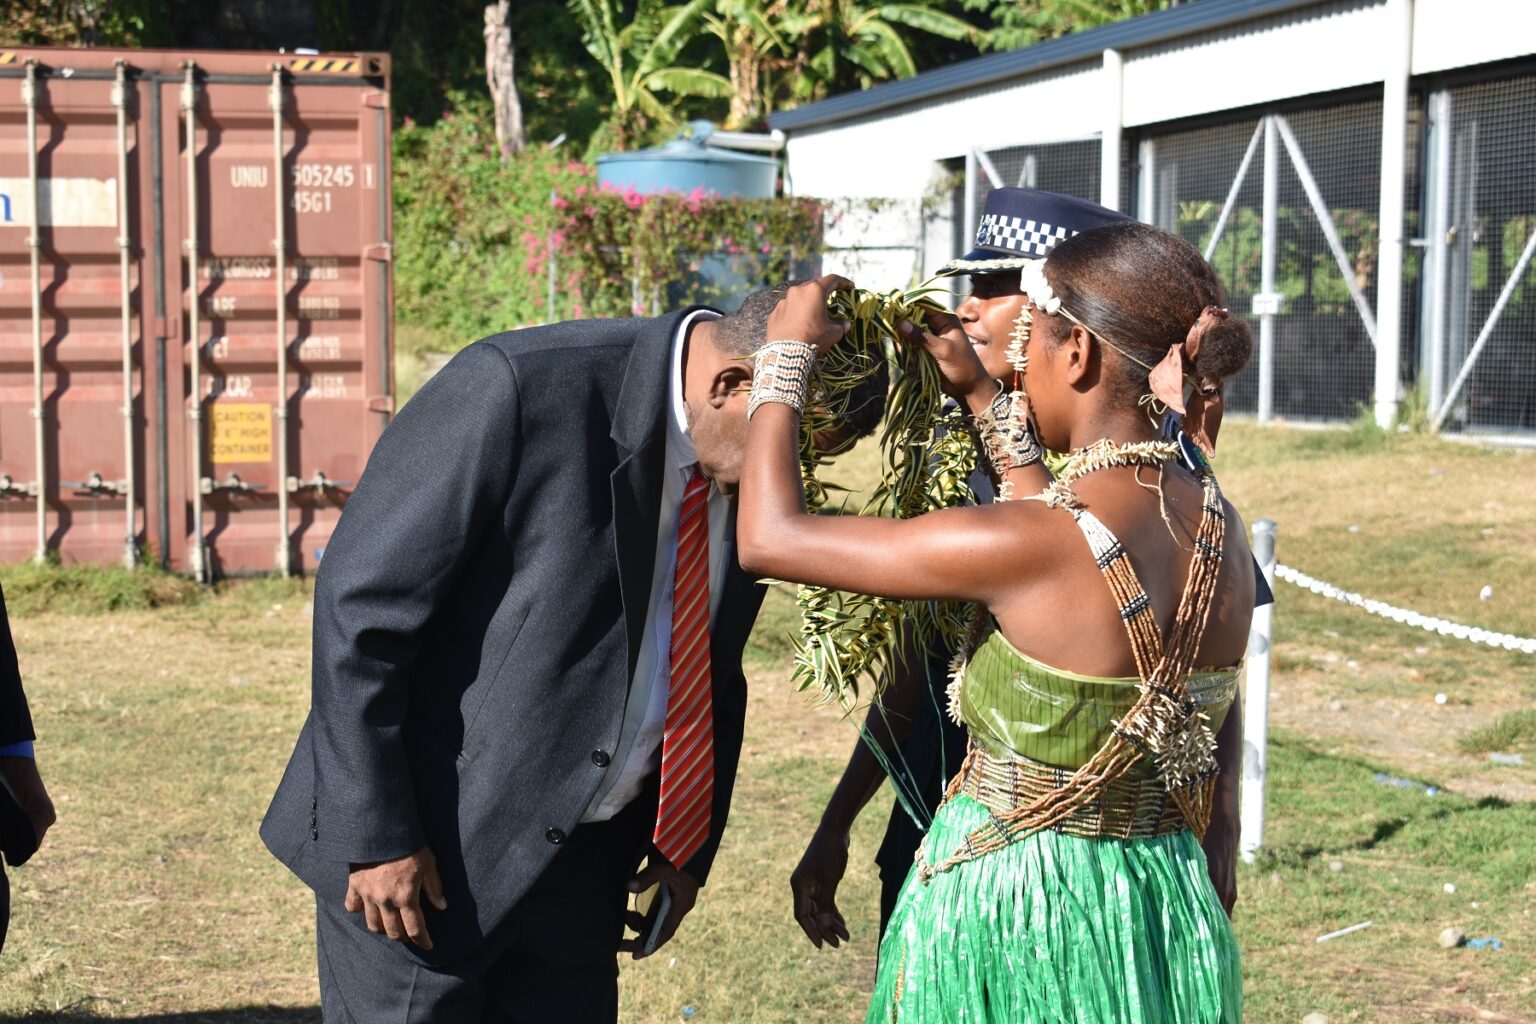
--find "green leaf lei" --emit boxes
[788,284,981,711]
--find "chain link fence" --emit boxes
[934,81,1535,439]
[1134,97,1422,422]
[1424,72,1536,436]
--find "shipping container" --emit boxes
[0,46,392,578]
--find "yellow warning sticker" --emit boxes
[210,403,272,464]
[288,57,359,74]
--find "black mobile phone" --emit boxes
[634,879,673,957]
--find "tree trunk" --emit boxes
[484,0,525,160]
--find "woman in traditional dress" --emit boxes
[737,220,1255,1024]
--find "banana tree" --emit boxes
[701,0,791,129]
[569,0,732,150]
[783,1,978,104]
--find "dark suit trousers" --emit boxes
[1,864,9,955]
[316,785,656,1023]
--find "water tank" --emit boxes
[596,122,778,198]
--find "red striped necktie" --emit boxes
[653,467,714,868]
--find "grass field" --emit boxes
[1,421,1532,1023]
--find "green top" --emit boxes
[957,624,1240,769]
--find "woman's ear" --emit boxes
[711,362,753,409]
[1063,323,1096,387]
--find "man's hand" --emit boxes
[0,755,56,849]
[766,275,853,355]
[620,859,701,960]
[790,823,851,949]
[897,309,994,407]
[345,846,447,950]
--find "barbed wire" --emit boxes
[1274,564,1536,655]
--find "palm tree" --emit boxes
[701,0,791,129]
[569,0,732,150]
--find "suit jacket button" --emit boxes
[545,827,567,845]
[591,749,611,768]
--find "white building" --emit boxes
[769,0,1536,437]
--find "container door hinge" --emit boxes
[362,91,389,110]
[367,395,395,414]
[155,316,180,340]
[364,243,392,263]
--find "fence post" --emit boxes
[546,189,558,323]
[1241,518,1277,862]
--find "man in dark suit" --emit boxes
[261,282,882,1022]
[1,583,57,956]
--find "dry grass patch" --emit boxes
[0,421,1533,1022]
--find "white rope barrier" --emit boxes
[1274,563,1536,655]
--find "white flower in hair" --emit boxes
[1019,259,1061,315]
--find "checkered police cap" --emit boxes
[938,187,1134,276]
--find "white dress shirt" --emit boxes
[583,310,730,822]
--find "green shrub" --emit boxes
[393,98,825,350]
[0,559,201,616]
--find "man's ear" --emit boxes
[1064,323,1096,388]
[711,362,753,409]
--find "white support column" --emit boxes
[1374,0,1415,429]
[1257,116,1280,425]
[1137,138,1156,225]
[1424,90,1453,414]
[1101,48,1124,212]
[963,148,978,250]
[1241,519,1277,862]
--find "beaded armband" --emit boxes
[972,387,1043,474]
[749,340,817,420]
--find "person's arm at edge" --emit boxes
[790,639,926,948]
[311,341,521,949]
[0,584,53,847]
[1203,689,1241,917]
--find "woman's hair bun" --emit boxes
[1192,314,1253,384]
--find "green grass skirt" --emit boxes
[867,794,1241,1024]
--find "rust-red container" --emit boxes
[0,46,392,577]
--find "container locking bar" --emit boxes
[182,60,209,583]
[285,471,355,495]
[24,58,48,563]
[0,476,40,500]
[270,63,292,577]
[201,473,266,496]
[62,473,131,497]
[113,59,138,567]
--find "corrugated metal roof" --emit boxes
[768,0,1329,132]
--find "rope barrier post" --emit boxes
[1241,518,1277,862]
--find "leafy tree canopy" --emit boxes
[0,0,1182,150]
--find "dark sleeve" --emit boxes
[0,583,35,746]
[1253,565,1274,608]
[308,342,521,863]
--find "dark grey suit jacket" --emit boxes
[261,308,766,965]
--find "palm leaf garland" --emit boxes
[789,284,981,710]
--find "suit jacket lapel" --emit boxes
[610,306,711,681]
